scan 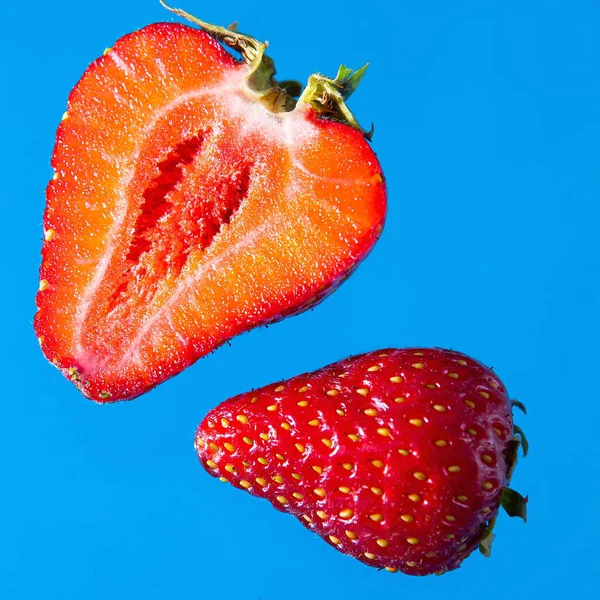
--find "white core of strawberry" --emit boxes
[160,1,373,137]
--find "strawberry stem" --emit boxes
[160,2,373,138]
[160,1,295,112]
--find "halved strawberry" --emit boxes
[196,348,527,576]
[34,4,386,401]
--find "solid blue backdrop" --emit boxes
[2,0,598,598]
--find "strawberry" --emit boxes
[34,3,386,402]
[195,348,527,576]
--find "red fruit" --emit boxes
[195,348,527,576]
[34,4,386,402]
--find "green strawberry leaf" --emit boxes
[500,487,528,522]
[514,425,529,457]
[478,517,497,558]
[335,64,369,100]
[511,399,527,414]
[505,438,520,480]
[297,65,374,139]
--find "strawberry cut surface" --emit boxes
[196,348,526,576]
[35,22,386,401]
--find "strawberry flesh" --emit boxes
[34,23,386,401]
[196,348,519,575]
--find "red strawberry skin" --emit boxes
[34,22,386,402]
[195,348,518,576]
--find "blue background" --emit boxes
[2,0,598,597]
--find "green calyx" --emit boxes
[514,425,529,457]
[500,487,528,521]
[478,402,529,557]
[160,2,373,138]
[297,65,374,140]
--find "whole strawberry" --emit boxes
[195,348,527,576]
